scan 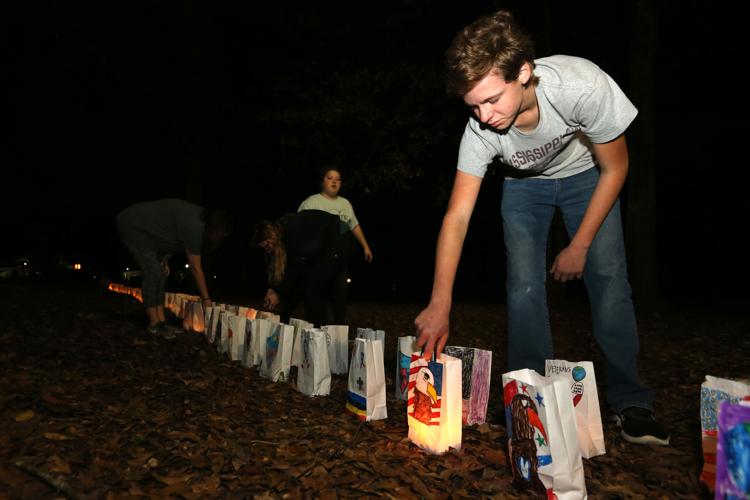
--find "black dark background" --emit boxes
[4,1,745,308]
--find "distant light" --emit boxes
[346,278,352,284]
[126,267,130,271]
[23,262,27,266]
[73,263,82,270]
[93,275,97,279]
[184,264,189,269]
[213,275,217,279]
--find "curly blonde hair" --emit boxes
[251,221,287,287]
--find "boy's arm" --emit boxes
[186,252,213,307]
[414,170,482,360]
[351,225,373,262]
[550,134,630,281]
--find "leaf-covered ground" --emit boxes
[1,280,747,498]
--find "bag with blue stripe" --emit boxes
[346,337,387,421]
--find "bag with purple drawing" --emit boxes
[443,346,492,425]
[715,400,750,498]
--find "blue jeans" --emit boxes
[501,167,653,412]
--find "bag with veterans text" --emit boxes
[346,338,387,421]
[502,369,586,499]
[545,359,605,459]
[407,352,462,454]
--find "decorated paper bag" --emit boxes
[204,305,215,337]
[257,310,281,322]
[248,318,273,367]
[208,307,223,344]
[191,301,205,333]
[323,325,349,375]
[261,323,294,382]
[715,400,750,498]
[396,336,417,400]
[356,328,385,358]
[290,318,314,367]
[700,375,750,490]
[182,301,194,331]
[444,346,492,425]
[219,311,234,355]
[545,359,605,459]
[407,353,462,454]
[241,319,254,368]
[346,338,387,421]
[297,328,331,396]
[228,314,247,362]
[502,369,586,499]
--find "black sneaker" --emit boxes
[147,323,176,339]
[159,322,185,335]
[612,407,670,446]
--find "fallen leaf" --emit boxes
[14,410,34,422]
[47,455,71,474]
[43,432,70,441]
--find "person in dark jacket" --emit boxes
[117,199,231,337]
[250,210,346,326]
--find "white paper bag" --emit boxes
[323,324,349,374]
[219,311,233,355]
[545,360,605,459]
[407,353,462,454]
[182,301,194,331]
[246,318,273,367]
[228,314,248,362]
[290,318,313,367]
[396,336,417,400]
[261,323,295,382]
[346,338,387,421]
[208,307,223,344]
[191,302,205,333]
[297,328,331,396]
[356,328,385,358]
[503,369,586,499]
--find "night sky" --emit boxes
[4,1,745,307]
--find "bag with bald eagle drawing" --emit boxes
[502,369,586,499]
[407,353,462,454]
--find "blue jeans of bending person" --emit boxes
[501,166,653,413]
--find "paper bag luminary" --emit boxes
[407,353,462,455]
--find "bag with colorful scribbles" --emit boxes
[395,336,417,400]
[261,323,294,382]
[502,369,587,499]
[715,400,750,498]
[700,375,750,491]
[289,317,314,367]
[444,346,492,426]
[322,324,349,375]
[545,360,605,459]
[407,352,462,454]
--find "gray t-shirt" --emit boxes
[298,193,359,233]
[457,55,638,179]
[116,198,204,256]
